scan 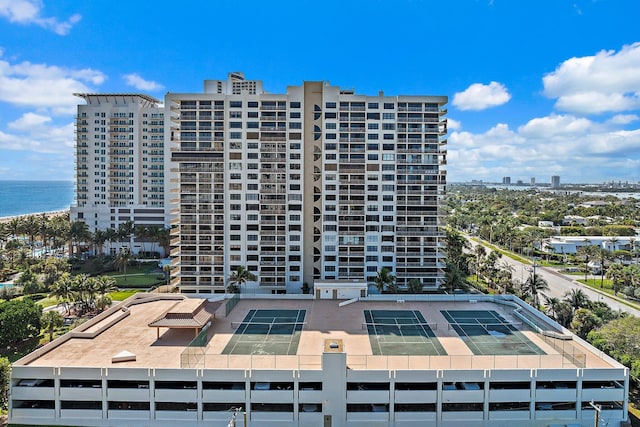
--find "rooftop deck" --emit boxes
[17,294,618,371]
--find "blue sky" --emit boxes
[0,0,639,184]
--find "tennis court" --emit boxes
[364,310,447,356]
[441,310,545,356]
[222,309,306,355]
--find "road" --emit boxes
[468,238,640,317]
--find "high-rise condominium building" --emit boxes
[167,73,447,294]
[551,175,561,188]
[70,94,168,255]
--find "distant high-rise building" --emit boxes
[502,176,511,185]
[551,175,561,188]
[167,73,448,294]
[70,94,169,256]
[530,177,535,186]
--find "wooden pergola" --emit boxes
[148,298,216,339]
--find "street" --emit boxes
[468,238,640,317]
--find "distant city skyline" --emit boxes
[0,0,639,182]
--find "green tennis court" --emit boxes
[222,309,306,355]
[441,310,545,356]
[364,310,447,356]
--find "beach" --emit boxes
[0,209,69,224]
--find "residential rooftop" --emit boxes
[16,294,621,371]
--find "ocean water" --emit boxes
[0,180,74,218]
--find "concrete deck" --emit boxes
[21,297,613,370]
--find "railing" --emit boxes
[179,353,590,371]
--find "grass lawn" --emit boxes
[105,272,164,288]
[471,237,531,264]
[109,289,145,301]
[34,295,59,309]
[577,278,640,311]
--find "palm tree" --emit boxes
[38,213,51,253]
[7,217,22,241]
[114,248,131,281]
[595,247,611,289]
[407,278,423,294]
[157,227,171,257]
[444,263,467,293]
[91,230,108,257]
[147,225,164,256]
[228,266,257,293]
[68,221,90,258]
[93,275,117,296]
[50,273,74,314]
[445,228,469,271]
[22,215,39,256]
[117,220,135,251]
[524,273,549,309]
[473,245,487,283]
[134,225,150,255]
[104,228,118,256]
[563,288,589,311]
[543,295,561,319]
[71,274,95,313]
[605,263,625,295]
[374,268,396,293]
[41,310,64,342]
[577,243,595,282]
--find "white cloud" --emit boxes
[0,121,74,153]
[0,52,106,112]
[607,114,639,125]
[447,118,461,131]
[447,114,640,183]
[8,112,51,130]
[452,81,511,111]
[518,114,592,138]
[0,0,81,35]
[124,73,164,92]
[543,42,640,114]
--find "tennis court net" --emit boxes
[231,321,307,332]
[448,322,523,331]
[362,322,438,332]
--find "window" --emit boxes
[383,123,395,130]
[368,134,379,140]
[230,101,242,108]
[368,102,379,109]
[230,132,242,139]
[326,122,336,129]
[326,102,336,108]
[248,101,258,108]
[290,112,301,118]
[289,122,302,129]
[290,101,301,108]
[383,113,395,120]
[383,103,395,109]
[383,134,394,140]
[368,123,379,130]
